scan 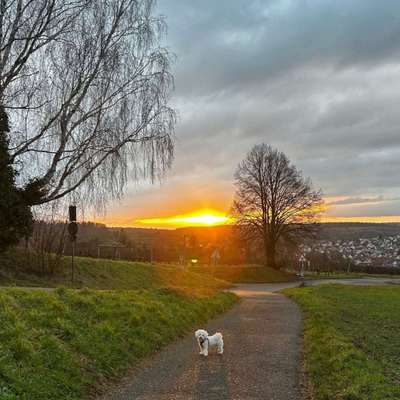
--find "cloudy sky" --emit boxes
[103,0,400,227]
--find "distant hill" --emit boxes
[318,223,400,241]
[61,222,400,263]
[116,223,400,243]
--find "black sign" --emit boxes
[68,222,78,241]
[69,205,77,222]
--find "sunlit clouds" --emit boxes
[99,1,400,227]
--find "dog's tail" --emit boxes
[215,332,223,339]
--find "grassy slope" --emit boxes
[0,250,230,296]
[190,265,295,283]
[0,288,236,400]
[284,285,400,400]
[0,251,296,288]
[0,252,237,399]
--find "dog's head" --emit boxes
[195,329,209,342]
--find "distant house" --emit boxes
[303,233,400,268]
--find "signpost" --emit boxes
[299,254,306,286]
[68,206,78,284]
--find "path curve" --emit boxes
[100,283,303,400]
[99,278,400,400]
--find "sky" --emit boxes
[101,0,400,228]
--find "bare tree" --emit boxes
[1,0,175,207]
[232,144,323,269]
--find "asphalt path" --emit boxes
[98,277,400,400]
[101,282,303,400]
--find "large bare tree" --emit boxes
[0,0,175,207]
[232,144,322,269]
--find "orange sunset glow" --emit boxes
[136,209,233,228]
[99,194,400,229]
[321,216,400,223]
[98,207,400,228]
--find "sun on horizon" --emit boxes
[136,209,233,228]
[98,209,400,229]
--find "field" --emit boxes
[319,223,400,240]
[190,265,295,283]
[0,288,235,400]
[0,251,237,399]
[0,250,296,289]
[304,271,400,280]
[0,251,295,399]
[0,250,231,296]
[285,285,400,400]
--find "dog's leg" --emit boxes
[197,339,204,354]
[202,340,208,356]
[217,340,224,354]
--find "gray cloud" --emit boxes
[106,0,400,221]
[161,0,400,96]
[327,196,386,206]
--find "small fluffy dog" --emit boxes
[194,329,224,356]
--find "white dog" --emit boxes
[194,329,224,356]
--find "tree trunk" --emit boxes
[265,240,278,269]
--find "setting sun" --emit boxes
[136,210,233,228]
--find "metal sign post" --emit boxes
[71,239,75,283]
[68,206,78,285]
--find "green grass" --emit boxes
[0,250,238,399]
[304,271,400,280]
[0,287,236,400]
[304,272,364,280]
[0,250,230,296]
[284,285,400,400]
[189,265,296,283]
[0,250,296,289]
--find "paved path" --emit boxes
[100,283,303,400]
[99,278,400,400]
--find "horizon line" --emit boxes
[97,216,400,229]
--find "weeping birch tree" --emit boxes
[0,0,176,208]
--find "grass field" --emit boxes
[0,287,236,400]
[284,285,400,400]
[190,265,295,283]
[303,272,364,280]
[0,251,238,399]
[304,271,400,280]
[0,250,296,289]
[0,250,232,296]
